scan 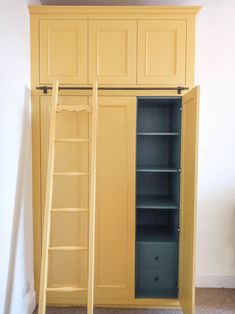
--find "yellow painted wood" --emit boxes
[89,20,137,84]
[47,287,87,292]
[30,5,200,309]
[40,20,88,84]
[40,95,89,301]
[45,296,180,308]
[138,20,186,85]
[87,81,98,314]
[48,246,88,251]
[95,96,136,300]
[39,83,97,313]
[30,6,200,88]
[29,6,201,15]
[55,138,90,143]
[179,86,200,314]
[185,16,196,87]
[51,208,89,213]
[53,171,90,176]
[38,80,59,314]
[39,94,136,304]
[57,105,91,112]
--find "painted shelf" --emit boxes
[137,166,180,173]
[136,195,178,210]
[137,132,179,136]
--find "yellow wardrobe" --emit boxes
[29,5,200,313]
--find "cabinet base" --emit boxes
[46,298,180,309]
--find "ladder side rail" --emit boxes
[87,81,98,314]
[38,80,59,314]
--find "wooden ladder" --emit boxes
[38,80,98,314]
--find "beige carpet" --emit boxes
[34,289,235,314]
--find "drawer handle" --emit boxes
[155,256,159,260]
[155,277,159,281]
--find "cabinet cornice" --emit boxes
[28,5,201,16]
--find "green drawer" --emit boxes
[137,242,178,268]
[136,267,178,298]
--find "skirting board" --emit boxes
[23,290,36,314]
[196,275,235,288]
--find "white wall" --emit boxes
[0,0,40,313]
[194,0,235,288]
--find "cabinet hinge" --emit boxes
[180,107,183,111]
[178,226,181,233]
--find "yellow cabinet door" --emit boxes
[89,20,137,85]
[179,87,200,314]
[40,95,90,303]
[39,95,135,303]
[40,20,88,84]
[137,20,187,85]
[95,96,136,300]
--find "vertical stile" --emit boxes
[38,80,59,314]
[87,81,98,314]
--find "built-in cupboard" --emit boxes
[30,5,200,313]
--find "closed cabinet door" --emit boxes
[95,96,136,300]
[137,20,187,85]
[39,95,135,303]
[89,20,137,85]
[40,20,88,84]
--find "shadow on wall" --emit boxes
[4,87,34,314]
[39,0,205,5]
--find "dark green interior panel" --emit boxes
[135,97,182,299]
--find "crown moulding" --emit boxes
[28,5,201,15]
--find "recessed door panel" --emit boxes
[40,20,88,84]
[138,20,187,85]
[89,20,137,84]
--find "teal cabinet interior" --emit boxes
[135,97,182,298]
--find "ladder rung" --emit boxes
[55,138,90,143]
[47,286,87,292]
[51,207,89,213]
[54,172,90,176]
[49,246,88,251]
[57,105,91,113]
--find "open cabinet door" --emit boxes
[179,86,200,314]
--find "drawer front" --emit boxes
[138,243,178,268]
[137,267,178,292]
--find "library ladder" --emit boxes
[38,80,98,314]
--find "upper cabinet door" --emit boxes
[89,20,137,85]
[137,20,187,85]
[179,86,200,314]
[40,20,88,84]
